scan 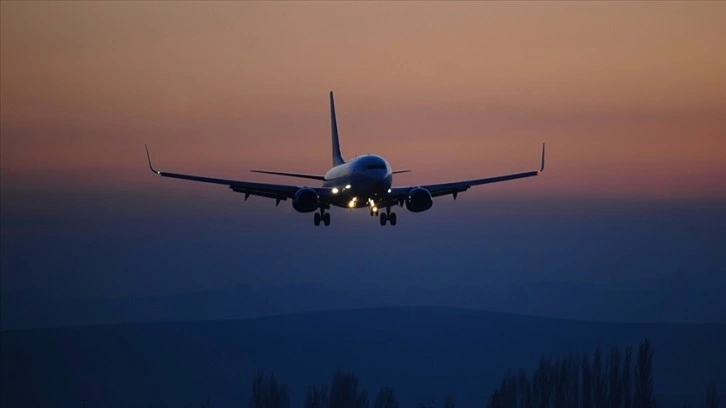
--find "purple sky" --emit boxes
[1,2,724,324]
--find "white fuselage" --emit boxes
[322,154,393,209]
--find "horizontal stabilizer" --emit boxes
[250,169,326,181]
[392,170,411,174]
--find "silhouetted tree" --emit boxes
[443,393,456,408]
[373,386,398,408]
[566,354,580,408]
[356,391,369,408]
[305,385,329,408]
[608,347,622,408]
[488,371,533,408]
[487,340,668,408]
[505,373,518,407]
[582,353,593,408]
[517,369,532,408]
[622,347,633,408]
[593,348,607,408]
[248,372,290,408]
[415,398,435,408]
[706,382,720,408]
[328,370,368,408]
[554,360,567,408]
[532,356,553,408]
[634,339,656,408]
[489,389,503,408]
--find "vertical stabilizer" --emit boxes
[330,91,345,166]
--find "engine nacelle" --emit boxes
[405,187,433,213]
[292,188,319,213]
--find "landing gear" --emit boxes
[314,208,331,227]
[379,209,397,226]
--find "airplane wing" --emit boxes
[249,169,326,181]
[145,146,330,205]
[385,144,545,204]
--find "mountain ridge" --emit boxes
[2,306,724,407]
[3,279,724,330]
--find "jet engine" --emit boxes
[292,188,319,213]
[405,187,433,212]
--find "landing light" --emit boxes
[345,184,352,189]
[348,200,356,208]
[372,206,378,212]
[387,188,392,193]
[332,188,339,194]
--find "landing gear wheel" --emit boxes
[389,212,397,226]
[379,212,388,226]
[314,212,321,226]
[323,212,331,226]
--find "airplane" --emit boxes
[145,91,545,226]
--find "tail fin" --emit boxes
[330,91,345,166]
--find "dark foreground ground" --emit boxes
[2,307,724,407]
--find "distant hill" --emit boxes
[3,279,725,331]
[2,307,724,408]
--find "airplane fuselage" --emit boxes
[322,154,393,209]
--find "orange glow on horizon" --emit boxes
[1,2,725,203]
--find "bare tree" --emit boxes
[443,394,456,408]
[622,347,633,408]
[554,361,566,408]
[248,372,290,408]
[608,347,622,408]
[486,340,662,408]
[593,348,607,408]
[706,382,720,408]
[634,339,656,408]
[517,369,532,408]
[533,356,553,407]
[582,353,593,408]
[373,386,398,408]
[328,370,369,408]
[566,354,580,408]
[356,390,369,408]
[305,385,329,408]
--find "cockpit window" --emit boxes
[367,163,387,170]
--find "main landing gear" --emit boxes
[313,208,330,227]
[379,208,397,226]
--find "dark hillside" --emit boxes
[2,307,724,407]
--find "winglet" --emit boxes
[539,143,546,173]
[145,144,161,175]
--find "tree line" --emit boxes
[487,339,654,408]
[487,339,720,408]
[243,339,719,408]
[248,369,454,408]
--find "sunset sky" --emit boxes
[2,1,725,199]
[1,2,724,313]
